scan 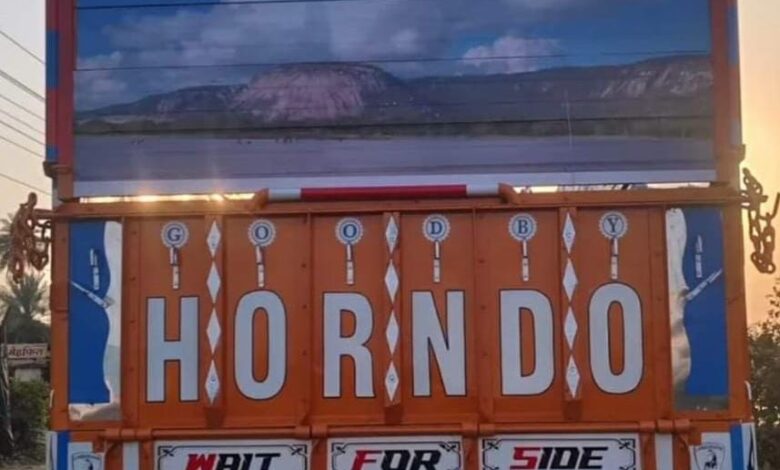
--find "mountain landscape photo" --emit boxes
[72,0,718,192]
[76,55,713,139]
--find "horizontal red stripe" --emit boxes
[300,185,469,201]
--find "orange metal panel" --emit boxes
[48,194,756,470]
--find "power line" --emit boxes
[77,53,570,72]
[0,108,44,136]
[79,0,373,10]
[76,50,708,72]
[0,30,44,65]
[0,171,51,196]
[0,134,44,159]
[0,118,45,146]
[0,92,45,122]
[0,69,45,103]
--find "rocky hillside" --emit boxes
[76,55,712,134]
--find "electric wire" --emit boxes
[0,118,46,146]
[0,171,51,196]
[0,92,45,122]
[0,29,45,65]
[79,0,380,10]
[0,133,45,159]
[0,108,44,136]
[0,69,45,102]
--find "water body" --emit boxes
[74,135,714,195]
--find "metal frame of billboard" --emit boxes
[46,0,744,200]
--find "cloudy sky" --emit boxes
[75,0,712,109]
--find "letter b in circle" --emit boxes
[509,214,537,242]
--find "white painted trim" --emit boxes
[122,442,139,470]
[655,433,673,469]
[74,169,716,198]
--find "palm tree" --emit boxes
[0,274,49,343]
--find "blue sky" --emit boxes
[74,0,713,108]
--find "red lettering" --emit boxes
[511,447,541,470]
[352,450,381,470]
[186,454,217,470]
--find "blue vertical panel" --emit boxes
[69,221,111,404]
[46,146,59,163]
[56,432,70,470]
[731,425,745,470]
[46,30,59,89]
[682,208,729,399]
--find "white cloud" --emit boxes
[462,36,560,74]
[76,52,129,109]
[74,0,648,108]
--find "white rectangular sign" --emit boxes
[5,343,49,363]
[155,440,310,470]
[480,434,641,470]
[329,436,462,470]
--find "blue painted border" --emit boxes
[731,424,745,470]
[56,432,69,470]
[47,146,59,163]
[46,30,59,89]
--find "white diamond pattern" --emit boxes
[386,311,399,355]
[205,360,220,403]
[384,216,400,402]
[385,216,399,253]
[566,356,580,396]
[207,309,221,353]
[563,213,576,253]
[205,220,222,403]
[385,262,399,302]
[563,259,578,300]
[564,307,577,350]
[385,362,399,401]
[207,263,221,303]
[207,221,221,257]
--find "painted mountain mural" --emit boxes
[76,56,712,138]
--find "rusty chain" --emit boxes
[8,193,52,284]
[741,168,779,274]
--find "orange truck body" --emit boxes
[45,0,756,467]
[47,189,757,470]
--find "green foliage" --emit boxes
[9,379,48,462]
[750,278,780,469]
[0,273,50,343]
